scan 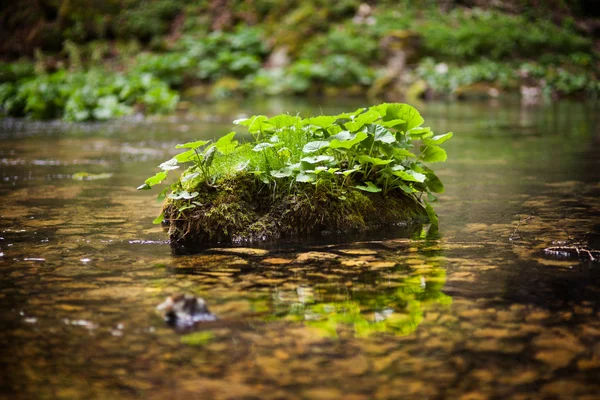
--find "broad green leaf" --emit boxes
[345,110,380,132]
[329,131,368,149]
[393,148,417,158]
[296,172,315,183]
[143,171,168,188]
[157,186,170,201]
[408,127,432,138]
[175,140,209,150]
[306,115,336,128]
[425,169,444,193]
[203,146,216,168]
[152,212,165,225]
[236,160,250,171]
[357,155,393,166]
[337,167,360,176]
[372,103,424,131]
[268,114,301,128]
[329,130,352,141]
[381,118,406,129]
[425,201,439,226]
[420,145,447,163]
[234,115,263,127]
[425,132,453,145]
[174,149,198,163]
[396,182,416,194]
[301,155,335,164]
[371,125,396,143]
[355,181,382,193]
[271,167,293,178]
[246,115,275,134]
[137,183,151,190]
[215,131,238,155]
[392,169,426,182]
[253,142,274,152]
[158,158,179,171]
[303,141,330,153]
[180,171,200,183]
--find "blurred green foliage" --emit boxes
[0,0,599,120]
[0,68,178,121]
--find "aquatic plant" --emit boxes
[139,103,451,245]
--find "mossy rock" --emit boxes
[162,173,428,252]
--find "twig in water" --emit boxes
[543,245,598,262]
[509,215,534,241]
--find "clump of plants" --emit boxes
[139,103,451,249]
[0,68,178,121]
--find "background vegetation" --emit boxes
[1,0,599,120]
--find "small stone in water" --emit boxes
[157,294,216,329]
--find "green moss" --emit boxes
[163,172,427,251]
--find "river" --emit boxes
[1,97,599,399]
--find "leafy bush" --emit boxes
[416,58,517,94]
[176,26,269,81]
[300,25,379,64]
[115,0,183,41]
[133,52,193,87]
[140,103,451,224]
[0,69,179,121]
[416,9,592,61]
[0,61,35,83]
[416,58,600,97]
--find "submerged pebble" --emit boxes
[157,294,216,329]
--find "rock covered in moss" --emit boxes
[163,173,427,251]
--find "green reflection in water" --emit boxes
[262,260,451,338]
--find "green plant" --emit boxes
[0,69,179,121]
[176,26,269,82]
[139,103,451,225]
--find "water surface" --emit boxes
[1,98,599,399]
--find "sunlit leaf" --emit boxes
[271,167,293,178]
[267,114,301,128]
[301,155,335,164]
[215,131,238,155]
[302,141,330,153]
[391,169,426,182]
[420,145,447,162]
[152,212,165,225]
[357,155,393,166]
[142,171,168,188]
[408,127,432,138]
[174,149,198,163]
[175,140,209,150]
[329,131,367,149]
[296,172,315,183]
[253,142,274,152]
[393,148,417,158]
[370,125,396,143]
[158,158,179,171]
[306,115,337,128]
[355,181,382,193]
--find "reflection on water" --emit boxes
[1,98,600,399]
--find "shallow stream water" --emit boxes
[1,98,599,399]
